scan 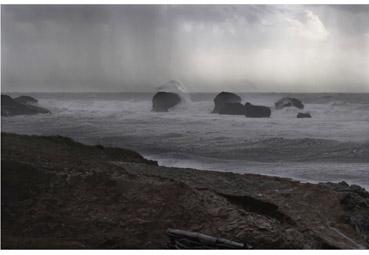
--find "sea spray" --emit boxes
[156,80,192,111]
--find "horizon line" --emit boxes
[2,90,369,94]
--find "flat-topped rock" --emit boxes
[218,102,245,115]
[245,102,271,118]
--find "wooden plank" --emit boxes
[167,228,246,249]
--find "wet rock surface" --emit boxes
[152,92,181,112]
[212,92,242,114]
[244,102,271,118]
[218,103,245,115]
[297,112,312,118]
[2,133,368,249]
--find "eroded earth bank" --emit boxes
[2,133,369,249]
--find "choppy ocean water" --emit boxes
[2,92,369,190]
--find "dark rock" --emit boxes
[212,92,242,113]
[1,95,50,117]
[297,112,311,118]
[96,144,104,150]
[218,103,245,115]
[321,181,369,245]
[14,96,38,104]
[321,182,369,198]
[341,192,369,210]
[275,97,304,109]
[244,102,271,118]
[152,92,181,112]
[341,190,369,244]
[2,94,14,105]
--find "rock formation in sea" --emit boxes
[297,112,312,118]
[152,80,192,112]
[14,95,38,104]
[275,97,304,109]
[1,95,50,117]
[244,102,271,118]
[218,102,245,115]
[152,92,181,112]
[212,92,242,113]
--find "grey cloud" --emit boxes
[2,5,369,92]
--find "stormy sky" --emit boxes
[2,5,369,92]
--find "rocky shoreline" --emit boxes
[2,132,369,249]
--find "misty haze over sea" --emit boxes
[2,5,369,93]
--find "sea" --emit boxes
[2,92,369,190]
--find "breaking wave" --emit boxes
[156,80,192,110]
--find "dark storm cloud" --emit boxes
[2,5,369,92]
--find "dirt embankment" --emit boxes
[2,132,368,249]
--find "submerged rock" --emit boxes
[212,92,242,113]
[14,95,38,104]
[275,97,304,109]
[152,92,181,112]
[1,95,50,117]
[218,103,245,115]
[297,112,312,118]
[245,102,271,118]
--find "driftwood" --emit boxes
[166,228,247,249]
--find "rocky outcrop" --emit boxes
[152,92,181,112]
[275,97,304,109]
[14,95,38,104]
[320,181,369,245]
[2,132,369,249]
[1,95,50,117]
[244,102,271,118]
[218,103,245,115]
[297,112,311,118]
[212,92,242,113]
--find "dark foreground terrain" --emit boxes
[2,132,369,249]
